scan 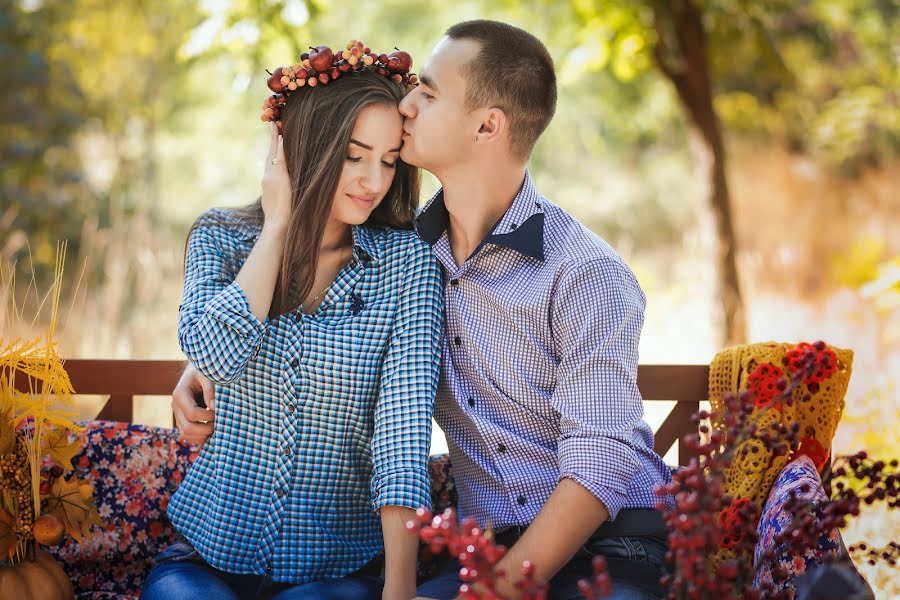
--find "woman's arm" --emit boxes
[381,506,419,600]
[371,239,444,599]
[178,126,292,383]
[238,126,292,320]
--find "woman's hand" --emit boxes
[261,122,292,229]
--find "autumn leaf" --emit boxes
[44,476,103,544]
[41,427,83,471]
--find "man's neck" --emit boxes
[437,163,527,267]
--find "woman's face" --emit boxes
[330,103,404,226]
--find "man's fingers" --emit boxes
[199,376,216,411]
[174,409,213,445]
[185,404,214,424]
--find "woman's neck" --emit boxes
[321,217,353,252]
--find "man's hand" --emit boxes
[172,363,215,446]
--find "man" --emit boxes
[173,20,672,600]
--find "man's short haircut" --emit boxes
[446,20,557,161]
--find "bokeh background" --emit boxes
[2,0,898,594]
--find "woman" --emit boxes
[142,41,442,600]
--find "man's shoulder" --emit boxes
[540,199,636,277]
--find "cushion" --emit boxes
[47,421,200,599]
[753,454,846,592]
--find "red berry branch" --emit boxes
[406,507,612,599]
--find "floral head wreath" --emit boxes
[260,39,418,130]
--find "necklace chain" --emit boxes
[300,245,349,312]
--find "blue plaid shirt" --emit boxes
[168,208,443,583]
[416,172,672,530]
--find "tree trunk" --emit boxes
[651,0,746,346]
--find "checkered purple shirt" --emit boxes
[416,171,672,529]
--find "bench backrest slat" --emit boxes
[12,360,709,465]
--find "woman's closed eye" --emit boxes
[346,156,397,168]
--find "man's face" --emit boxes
[398,38,482,174]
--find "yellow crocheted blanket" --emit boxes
[708,341,853,509]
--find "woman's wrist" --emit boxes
[381,577,416,600]
[261,219,289,237]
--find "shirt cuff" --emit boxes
[371,471,432,512]
[204,281,267,340]
[558,435,638,521]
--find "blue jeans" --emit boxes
[142,541,383,600]
[416,534,668,600]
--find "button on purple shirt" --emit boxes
[416,171,672,529]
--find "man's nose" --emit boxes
[398,92,416,119]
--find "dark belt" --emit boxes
[494,508,667,547]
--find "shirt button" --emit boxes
[454,336,461,346]
[286,404,296,414]
[450,279,459,287]
[283,446,292,456]
[467,397,475,408]
[275,487,286,497]
[510,223,518,230]
[517,495,527,506]
[535,202,542,209]
[497,444,507,454]
[290,358,299,368]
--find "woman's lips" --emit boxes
[348,194,375,207]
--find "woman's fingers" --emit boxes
[266,122,278,165]
[275,135,285,171]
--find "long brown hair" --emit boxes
[194,69,419,318]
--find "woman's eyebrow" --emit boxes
[350,139,401,152]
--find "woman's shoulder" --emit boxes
[368,226,436,265]
[189,207,260,246]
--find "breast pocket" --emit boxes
[305,300,393,387]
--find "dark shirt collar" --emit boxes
[415,171,545,262]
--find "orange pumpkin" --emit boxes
[0,550,74,600]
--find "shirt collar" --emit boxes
[233,219,382,263]
[350,225,383,263]
[415,171,545,262]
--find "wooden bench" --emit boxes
[17,360,709,466]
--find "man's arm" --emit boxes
[171,363,215,446]
[496,257,647,597]
[491,478,608,597]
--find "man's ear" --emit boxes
[476,108,506,144]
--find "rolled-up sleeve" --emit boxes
[370,240,443,511]
[178,213,267,385]
[550,257,647,520]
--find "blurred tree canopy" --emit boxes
[2,0,897,344]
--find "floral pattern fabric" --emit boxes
[753,454,845,592]
[46,421,200,599]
